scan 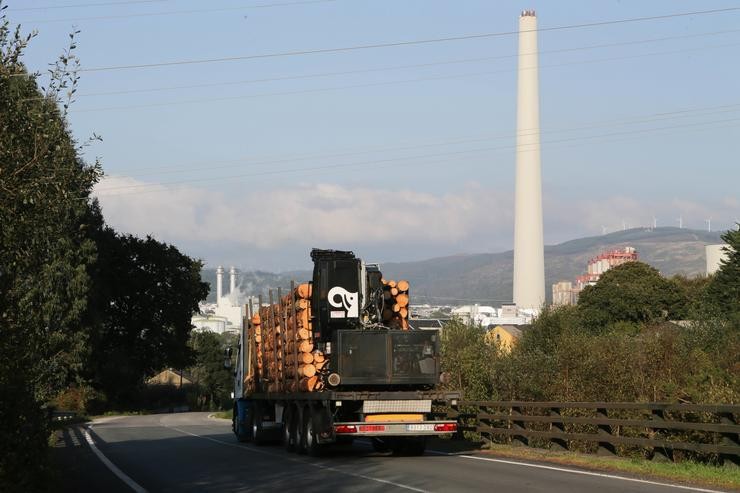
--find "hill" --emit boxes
[202,227,723,304]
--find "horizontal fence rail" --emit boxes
[444,401,740,466]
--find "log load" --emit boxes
[381,279,411,330]
[244,282,328,393]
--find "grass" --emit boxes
[478,442,740,491]
[212,410,232,420]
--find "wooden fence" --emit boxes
[445,401,740,466]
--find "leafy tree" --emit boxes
[189,331,237,410]
[577,261,686,332]
[439,320,496,400]
[0,15,100,489]
[84,224,209,408]
[705,227,740,323]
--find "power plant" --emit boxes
[512,10,546,311]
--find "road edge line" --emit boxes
[427,450,727,493]
[83,426,148,493]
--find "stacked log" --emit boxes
[381,279,410,330]
[244,282,327,393]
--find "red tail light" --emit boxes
[334,425,357,434]
[434,423,457,432]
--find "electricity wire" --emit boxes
[8,6,739,76]
[68,41,740,113]
[20,27,740,102]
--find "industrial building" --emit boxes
[192,265,256,334]
[552,247,639,306]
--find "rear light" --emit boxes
[434,423,457,432]
[359,425,386,432]
[334,425,357,434]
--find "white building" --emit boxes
[451,303,533,327]
[192,265,252,334]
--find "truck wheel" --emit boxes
[296,406,307,454]
[252,402,266,446]
[304,407,325,457]
[283,406,296,452]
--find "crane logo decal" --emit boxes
[328,286,358,318]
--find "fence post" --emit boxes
[650,409,673,462]
[549,407,568,451]
[719,412,740,468]
[596,407,616,456]
[510,406,528,447]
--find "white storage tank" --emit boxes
[706,244,729,275]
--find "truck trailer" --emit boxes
[230,249,460,456]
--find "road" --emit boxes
[57,412,722,493]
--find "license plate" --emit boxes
[406,424,434,431]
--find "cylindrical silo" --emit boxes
[706,244,728,275]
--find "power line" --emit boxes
[93,115,740,195]
[16,0,336,23]
[10,6,739,76]
[21,27,740,101]
[68,41,740,113]
[115,102,740,178]
[6,0,168,11]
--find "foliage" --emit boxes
[84,223,209,408]
[0,13,209,489]
[439,319,497,400]
[0,13,100,489]
[577,262,686,331]
[188,331,237,411]
[705,227,740,324]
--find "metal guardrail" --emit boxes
[445,401,740,466]
[50,410,78,422]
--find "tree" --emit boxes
[84,225,209,408]
[577,262,686,332]
[0,16,100,489]
[439,320,496,400]
[705,227,740,323]
[189,331,237,410]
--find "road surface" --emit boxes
[56,412,723,492]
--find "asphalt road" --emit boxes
[59,412,723,493]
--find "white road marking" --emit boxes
[426,449,727,493]
[169,426,429,492]
[83,427,148,493]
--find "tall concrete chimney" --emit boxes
[216,265,224,307]
[513,10,545,311]
[229,266,237,296]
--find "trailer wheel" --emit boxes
[296,406,307,454]
[252,402,266,446]
[304,406,326,457]
[283,406,296,452]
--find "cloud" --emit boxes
[94,176,739,266]
[94,177,514,250]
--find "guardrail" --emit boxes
[445,401,740,466]
[50,410,78,422]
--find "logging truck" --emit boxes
[230,249,460,456]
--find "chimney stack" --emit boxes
[216,265,224,307]
[229,266,237,297]
[513,10,545,311]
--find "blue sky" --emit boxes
[8,0,740,270]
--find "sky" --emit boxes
[7,0,740,270]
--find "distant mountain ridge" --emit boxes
[202,227,723,304]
